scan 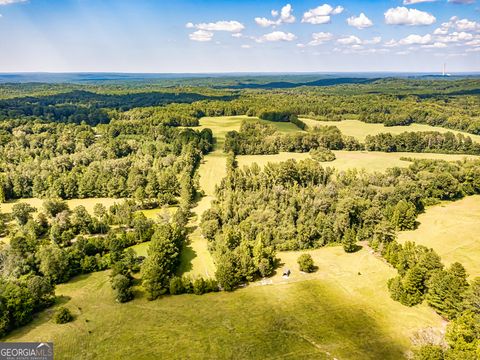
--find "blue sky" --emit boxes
[0,0,478,73]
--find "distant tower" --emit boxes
[442,63,446,76]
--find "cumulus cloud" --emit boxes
[0,0,27,4]
[347,13,373,29]
[337,35,362,45]
[186,20,244,42]
[255,4,295,27]
[302,4,344,25]
[434,16,479,35]
[436,31,474,42]
[187,20,244,33]
[337,35,382,46]
[189,30,214,42]
[241,44,252,49]
[300,32,334,46]
[256,31,297,42]
[403,0,436,4]
[399,34,433,45]
[384,7,436,26]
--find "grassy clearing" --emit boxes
[0,198,122,216]
[398,195,480,278]
[300,119,480,143]
[4,246,443,360]
[237,151,477,173]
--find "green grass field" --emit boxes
[4,245,443,360]
[398,195,480,278]
[237,151,477,173]
[300,119,480,143]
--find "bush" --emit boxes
[297,254,315,273]
[193,278,207,295]
[310,147,336,162]
[169,276,185,295]
[52,307,73,324]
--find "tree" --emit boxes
[111,274,133,303]
[464,277,480,314]
[11,203,36,226]
[42,199,69,218]
[37,244,70,284]
[52,307,73,324]
[215,252,240,292]
[141,224,183,300]
[342,228,358,253]
[391,200,416,231]
[297,253,315,273]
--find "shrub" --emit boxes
[52,307,73,324]
[297,254,315,273]
[310,147,336,162]
[193,278,207,295]
[169,276,185,295]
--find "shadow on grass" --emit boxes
[177,241,197,276]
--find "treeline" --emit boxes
[223,120,360,155]
[0,90,232,125]
[0,120,213,201]
[365,131,480,155]
[0,198,163,336]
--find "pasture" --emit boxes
[398,195,480,278]
[300,119,480,143]
[4,245,443,360]
[236,151,477,173]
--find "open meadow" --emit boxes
[398,195,480,278]
[300,119,480,143]
[237,151,477,173]
[4,245,443,360]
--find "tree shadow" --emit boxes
[177,241,197,276]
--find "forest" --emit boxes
[0,78,479,359]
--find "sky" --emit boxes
[0,0,479,73]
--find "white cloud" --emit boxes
[336,35,382,46]
[255,4,295,27]
[436,31,474,42]
[302,4,344,25]
[347,13,373,29]
[187,20,244,42]
[384,7,436,26]
[0,0,27,4]
[435,16,479,35]
[399,33,432,44]
[422,42,447,48]
[403,0,436,4]
[255,17,277,27]
[231,33,243,38]
[241,44,252,49]
[256,31,297,42]
[305,32,334,46]
[279,4,295,24]
[188,20,244,33]
[364,36,382,44]
[337,35,362,45]
[189,30,214,42]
